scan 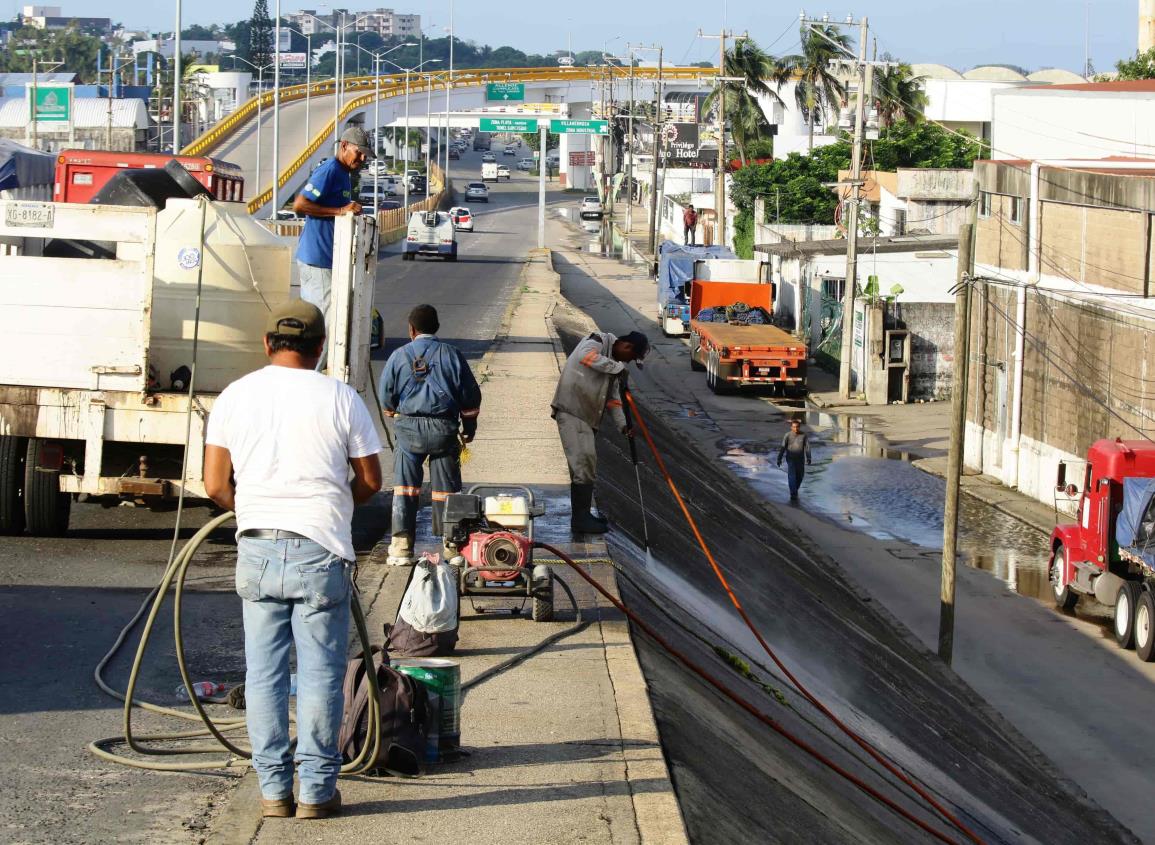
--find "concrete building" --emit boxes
[990,80,1155,161]
[287,8,420,38]
[133,38,235,61]
[19,5,110,36]
[0,95,151,151]
[966,158,1155,510]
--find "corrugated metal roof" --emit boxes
[0,97,150,129]
[0,73,79,85]
[755,234,958,257]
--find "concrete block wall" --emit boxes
[888,301,955,400]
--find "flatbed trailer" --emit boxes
[688,280,807,396]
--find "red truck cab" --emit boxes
[1050,439,1155,656]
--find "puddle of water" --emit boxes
[720,424,1054,604]
[678,402,721,431]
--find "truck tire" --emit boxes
[24,438,70,537]
[1136,590,1155,662]
[0,435,27,536]
[706,351,735,395]
[1050,543,1079,611]
[689,335,705,372]
[1115,581,1142,648]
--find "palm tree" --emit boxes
[702,39,789,166]
[873,62,928,131]
[780,24,852,151]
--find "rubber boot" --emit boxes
[386,532,415,566]
[570,483,609,534]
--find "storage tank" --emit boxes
[150,198,292,393]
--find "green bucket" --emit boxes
[394,658,461,751]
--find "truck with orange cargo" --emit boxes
[687,279,807,396]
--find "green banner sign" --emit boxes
[479,117,539,133]
[550,119,609,135]
[485,82,525,101]
[31,85,71,123]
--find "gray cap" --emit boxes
[339,126,375,159]
[266,299,326,340]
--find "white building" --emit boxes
[287,8,420,38]
[133,38,236,60]
[990,80,1155,161]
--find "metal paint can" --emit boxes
[394,657,461,752]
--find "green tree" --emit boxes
[873,61,928,130]
[182,24,218,40]
[780,24,852,151]
[248,0,273,69]
[703,39,789,166]
[1115,47,1155,79]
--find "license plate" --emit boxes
[5,202,54,228]
[756,368,771,375]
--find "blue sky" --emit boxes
[39,0,1139,74]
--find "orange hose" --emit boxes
[537,541,962,845]
[623,390,985,845]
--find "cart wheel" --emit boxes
[1115,581,1141,649]
[0,435,27,536]
[24,438,70,537]
[1050,543,1079,611]
[1137,591,1155,662]
[532,577,554,623]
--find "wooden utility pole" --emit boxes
[625,54,636,235]
[938,222,975,665]
[839,16,870,399]
[698,29,747,249]
[646,45,664,256]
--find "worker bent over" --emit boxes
[379,304,482,565]
[552,330,648,534]
[204,300,383,820]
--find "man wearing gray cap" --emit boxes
[204,300,383,821]
[293,126,374,359]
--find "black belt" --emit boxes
[239,528,310,540]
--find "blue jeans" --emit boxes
[392,416,461,538]
[236,536,352,803]
[785,456,806,498]
[298,262,333,371]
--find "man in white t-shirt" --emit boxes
[204,300,382,822]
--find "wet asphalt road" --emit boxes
[0,145,559,844]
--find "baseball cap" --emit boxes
[266,299,326,339]
[340,126,376,159]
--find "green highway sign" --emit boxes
[30,84,71,123]
[479,117,539,133]
[485,82,525,101]
[550,119,609,135]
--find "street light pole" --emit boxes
[374,55,381,211]
[173,0,182,152]
[425,72,433,195]
[271,0,282,217]
[403,67,410,208]
[446,0,454,191]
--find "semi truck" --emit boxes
[0,189,377,537]
[688,279,807,396]
[1049,439,1155,659]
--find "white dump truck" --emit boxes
[0,198,377,536]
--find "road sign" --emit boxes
[277,52,307,69]
[549,119,609,135]
[486,82,525,102]
[480,117,539,133]
[29,84,71,123]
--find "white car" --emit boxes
[517,158,535,171]
[579,196,604,219]
[496,164,511,180]
[503,145,516,156]
[465,182,489,203]
[449,206,474,232]
[481,153,496,163]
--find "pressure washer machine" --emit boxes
[442,485,555,622]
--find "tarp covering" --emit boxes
[1116,476,1155,557]
[657,240,734,310]
[0,139,54,193]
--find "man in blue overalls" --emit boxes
[378,304,482,565]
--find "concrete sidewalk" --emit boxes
[226,250,687,845]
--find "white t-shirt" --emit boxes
[206,365,382,561]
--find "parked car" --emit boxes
[465,182,490,203]
[517,158,535,171]
[496,164,511,180]
[579,196,604,219]
[449,206,474,232]
[481,153,496,163]
[403,210,457,261]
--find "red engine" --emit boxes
[462,531,533,581]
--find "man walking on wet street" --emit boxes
[777,418,813,502]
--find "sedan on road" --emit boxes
[449,206,474,231]
[481,153,497,163]
[579,196,604,219]
[517,158,535,171]
[465,182,490,203]
[496,164,511,180]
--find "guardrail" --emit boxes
[183,64,716,195]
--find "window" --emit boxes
[978,191,991,219]
[821,277,846,302]
[1010,196,1023,225]
[894,208,907,236]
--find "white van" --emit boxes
[481,161,499,183]
[403,210,457,261]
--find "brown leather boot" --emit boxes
[296,789,342,820]
[260,797,295,818]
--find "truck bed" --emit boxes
[692,321,798,349]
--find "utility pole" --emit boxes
[938,222,975,665]
[271,0,282,218]
[537,122,547,248]
[173,0,182,152]
[625,54,636,235]
[698,29,747,248]
[645,45,663,255]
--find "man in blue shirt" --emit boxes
[379,304,482,566]
[293,126,372,351]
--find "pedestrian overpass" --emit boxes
[180,66,713,219]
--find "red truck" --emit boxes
[53,150,245,204]
[688,280,807,396]
[1050,439,1155,659]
